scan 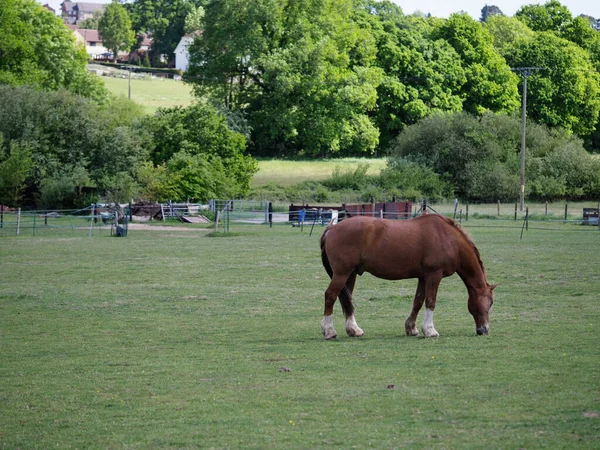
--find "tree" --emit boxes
[432,13,520,115]
[127,0,201,66]
[187,0,383,157]
[99,0,135,61]
[505,31,600,137]
[0,139,32,206]
[0,85,148,207]
[0,0,108,102]
[79,9,103,29]
[480,5,503,22]
[484,14,534,55]
[143,103,258,198]
[353,2,466,148]
[184,5,204,34]
[389,111,600,201]
[515,0,572,32]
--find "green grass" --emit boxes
[253,158,388,187]
[1,221,599,448]
[101,75,194,114]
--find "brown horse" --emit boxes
[320,214,496,339]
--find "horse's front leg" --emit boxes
[421,273,442,338]
[405,279,425,336]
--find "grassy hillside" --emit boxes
[253,158,388,187]
[101,74,194,114]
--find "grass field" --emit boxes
[101,75,195,114]
[1,220,598,448]
[253,158,388,187]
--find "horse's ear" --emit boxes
[490,283,498,291]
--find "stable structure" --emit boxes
[174,35,195,72]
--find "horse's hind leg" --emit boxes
[341,272,364,337]
[405,278,425,336]
[322,274,348,340]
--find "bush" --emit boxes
[388,111,599,202]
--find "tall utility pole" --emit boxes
[511,67,545,212]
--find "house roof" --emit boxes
[74,2,106,13]
[75,28,102,44]
[62,1,75,12]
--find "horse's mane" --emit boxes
[434,215,487,278]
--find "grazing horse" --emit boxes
[320,214,496,339]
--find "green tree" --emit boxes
[128,0,200,66]
[353,2,466,148]
[0,139,32,206]
[480,5,503,22]
[0,85,148,207]
[516,0,572,32]
[505,32,600,137]
[79,9,103,29]
[99,0,135,60]
[432,13,520,115]
[389,111,599,201]
[187,0,382,157]
[485,14,534,55]
[0,0,108,102]
[184,5,204,34]
[143,103,258,198]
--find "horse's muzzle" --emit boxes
[476,325,489,336]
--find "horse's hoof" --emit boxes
[323,333,337,340]
[406,329,419,337]
[346,328,365,337]
[422,328,440,338]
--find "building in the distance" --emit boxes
[42,3,56,14]
[61,1,106,25]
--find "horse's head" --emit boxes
[468,283,497,335]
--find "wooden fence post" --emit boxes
[526,207,529,231]
[268,202,273,228]
[545,201,548,216]
[466,204,469,221]
[564,203,568,221]
[16,208,21,236]
[497,200,500,216]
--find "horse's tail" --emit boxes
[320,223,355,318]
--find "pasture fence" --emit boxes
[1,200,598,238]
[0,205,128,238]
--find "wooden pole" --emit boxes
[497,200,500,216]
[564,203,568,221]
[545,201,548,216]
[268,202,273,228]
[466,204,469,222]
[514,203,517,221]
[16,207,21,236]
[526,207,529,231]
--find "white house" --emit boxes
[174,35,195,72]
[71,27,108,59]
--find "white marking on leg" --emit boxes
[321,315,337,340]
[421,308,439,337]
[345,314,365,337]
